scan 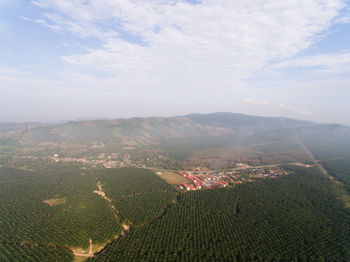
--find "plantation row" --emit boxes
[2,161,350,261]
[323,158,350,194]
[95,168,175,199]
[0,165,178,261]
[94,168,177,226]
[115,191,176,225]
[0,242,73,262]
[0,164,121,261]
[91,166,350,261]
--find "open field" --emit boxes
[156,171,191,185]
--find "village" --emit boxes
[177,166,291,191]
[49,153,130,168]
[8,153,313,192]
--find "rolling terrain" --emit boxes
[1,113,350,261]
[1,112,349,170]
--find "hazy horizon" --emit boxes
[1,1,350,125]
[0,111,346,128]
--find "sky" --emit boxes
[0,0,350,125]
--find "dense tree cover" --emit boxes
[298,124,350,160]
[0,164,121,261]
[323,158,350,194]
[0,243,73,262]
[2,162,350,261]
[115,192,175,226]
[160,134,272,161]
[91,167,350,261]
[0,165,177,261]
[94,168,176,226]
[162,131,310,169]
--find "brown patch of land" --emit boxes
[93,190,112,203]
[156,171,191,185]
[93,190,108,200]
[43,198,66,206]
[71,239,93,262]
[93,181,113,202]
[122,223,130,231]
[71,236,121,262]
[123,146,136,150]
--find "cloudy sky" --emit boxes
[0,0,350,124]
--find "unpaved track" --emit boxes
[72,239,93,261]
[94,179,121,222]
[72,180,124,261]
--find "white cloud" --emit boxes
[335,15,350,24]
[245,98,312,116]
[22,16,62,31]
[29,0,346,89]
[2,0,345,122]
[244,98,271,106]
[271,52,350,74]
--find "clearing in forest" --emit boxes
[122,223,130,231]
[156,171,191,185]
[43,198,66,206]
[71,239,94,262]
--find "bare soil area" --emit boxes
[157,171,191,185]
[122,223,130,231]
[43,198,66,206]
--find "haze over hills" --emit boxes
[187,112,315,131]
[0,112,316,140]
[2,1,350,260]
[1,112,349,170]
[0,112,345,144]
[1,113,350,261]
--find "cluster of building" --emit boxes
[177,171,229,191]
[177,167,290,191]
[49,153,128,168]
[294,162,313,168]
[48,150,170,169]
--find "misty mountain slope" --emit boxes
[10,112,313,148]
[1,113,350,169]
[0,122,45,133]
[297,124,350,160]
[187,112,315,131]
[14,116,234,145]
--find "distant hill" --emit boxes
[3,113,314,145]
[297,124,350,160]
[12,116,235,145]
[187,112,314,131]
[1,112,350,169]
[0,122,46,133]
